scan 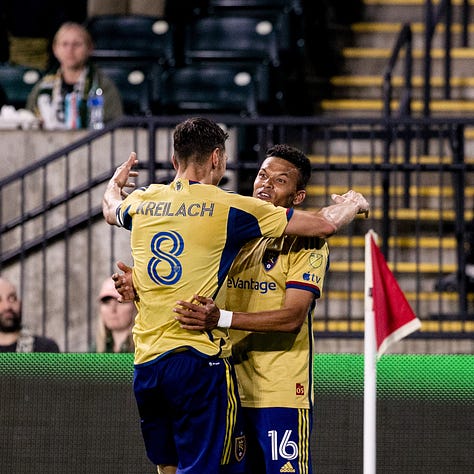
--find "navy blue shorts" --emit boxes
[243,407,313,474]
[134,351,246,473]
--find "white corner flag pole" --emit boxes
[364,230,377,474]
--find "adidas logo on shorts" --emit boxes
[280,461,296,472]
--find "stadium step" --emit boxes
[324,43,474,114]
[307,182,474,198]
[339,46,474,76]
[303,205,473,222]
[319,0,474,115]
[320,98,474,115]
[362,0,474,24]
[313,319,474,333]
[309,153,474,165]
[330,75,474,100]
[329,260,454,274]
[309,0,474,320]
[352,22,474,49]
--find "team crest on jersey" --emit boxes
[234,435,246,462]
[175,180,183,191]
[263,250,279,271]
[309,252,323,269]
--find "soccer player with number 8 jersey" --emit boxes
[103,118,369,474]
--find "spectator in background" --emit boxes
[95,277,135,353]
[26,22,123,130]
[0,277,60,353]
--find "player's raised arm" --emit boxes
[285,190,369,237]
[102,152,139,225]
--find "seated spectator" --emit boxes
[26,22,123,130]
[94,277,135,353]
[0,277,60,352]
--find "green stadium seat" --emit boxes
[94,60,158,116]
[85,15,175,65]
[0,62,41,109]
[157,63,259,116]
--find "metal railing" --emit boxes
[0,115,473,351]
[384,0,471,121]
[383,23,413,119]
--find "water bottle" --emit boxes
[88,87,104,130]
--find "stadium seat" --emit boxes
[0,63,41,109]
[206,0,303,51]
[183,15,281,66]
[85,15,175,65]
[208,0,302,14]
[94,60,157,116]
[157,63,259,116]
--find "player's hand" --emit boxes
[112,261,137,303]
[111,152,139,198]
[173,295,220,330]
[331,190,370,217]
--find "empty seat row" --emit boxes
[86,15,175,65]
[0,61,275,117]
[0,2,306,117]
[99,61,284,116]
[208,0,301,10]
[83,11,304,116]
[159,63,261,116]
[85,11,298,68]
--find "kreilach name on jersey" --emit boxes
[227,276,277,294]
[136,201,215,217]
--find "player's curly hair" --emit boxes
[265,144,312,190]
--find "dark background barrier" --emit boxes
[0,353,472,473]
[0,354,151,473]
[312,354,474,473]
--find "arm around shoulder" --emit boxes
[285,190,369,238]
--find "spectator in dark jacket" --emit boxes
[0,277,60,353]
[26,22,123,130]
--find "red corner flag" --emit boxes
[369,231,421,357]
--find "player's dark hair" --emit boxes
[265,144,312,190]
[173,117,229,165]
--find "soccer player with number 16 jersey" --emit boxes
[175,144,329,473]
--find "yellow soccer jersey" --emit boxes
[227,235,329,409]
[116,178,291,365]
